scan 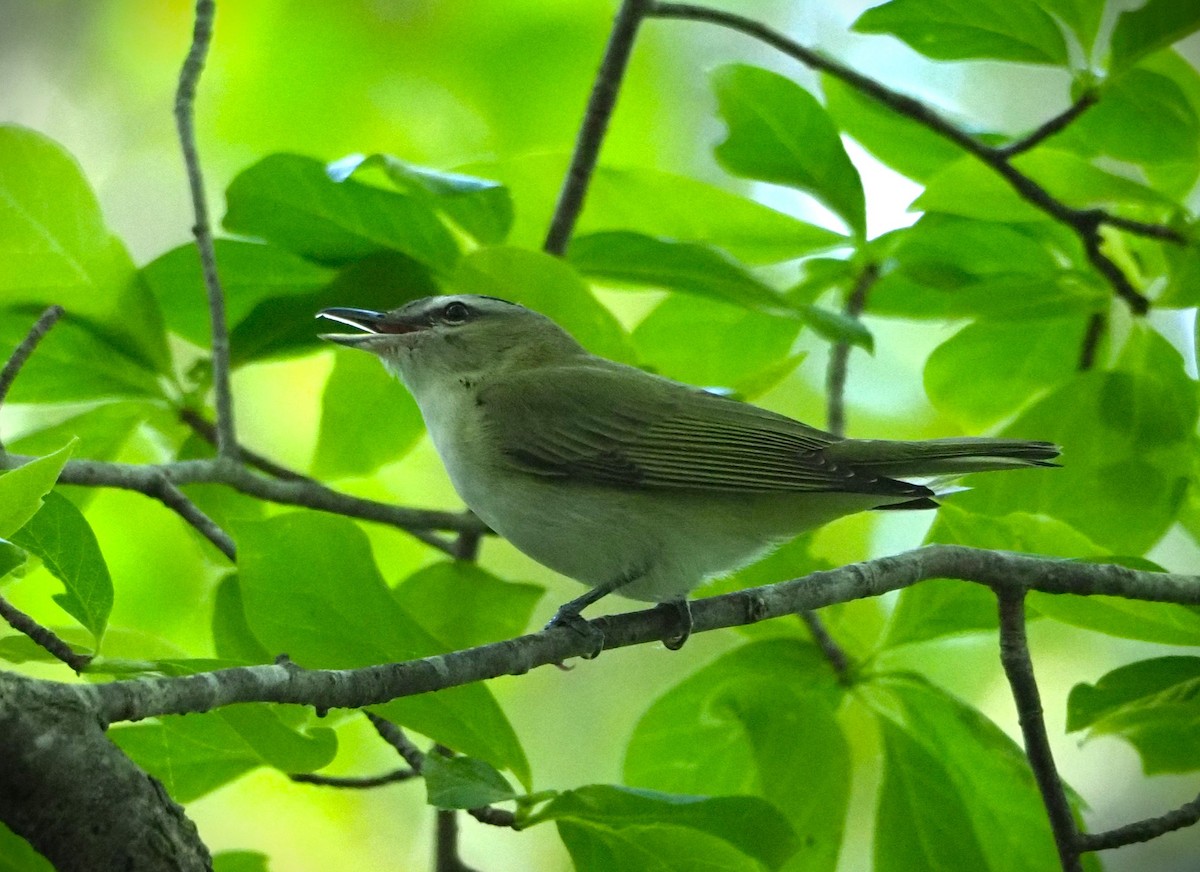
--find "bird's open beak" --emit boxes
[316,307,425,347]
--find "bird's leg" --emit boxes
[657,598,692,651]
[545,582,618,659]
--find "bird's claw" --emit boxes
[545,608,605,660]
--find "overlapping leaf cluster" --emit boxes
[2,1,1200,870]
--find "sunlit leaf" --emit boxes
[224,153,459,271]
[110,704,337,802]
[524,785,798,872]
[569,231,782,310]
[465,155,848,265]
[853,0,1069,65]
[625,640,847,872]
[312,349,425,479]
[1068,656,1200,773]
[0,125,168,372]
[1110,0,1200,74]
[392,562,544,649]
[712,64,865,235]
[237,512,531,786]
[864,673,1063,871]
[424,750,520,809]
[0,444,74,538]
[11,491,113,644]
[331,153,514,244]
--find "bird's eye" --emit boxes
[441,301,471,324]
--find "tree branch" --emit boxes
[543,0,651,255]
[83,546,1200,725]
[0,594,92,673]
[995,92,1099,158]
[825,261,878,437]
[288,768,417,789]
[996,591,1082,872]
[0,306,64,451]
[0,453,479,555]
[1077,312,1106,371]
[646,2,1186,314]
[175,0,237,460]
[179,408,309,482]
[1078,791,1200,852]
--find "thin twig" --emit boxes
[436,809,479,872]
[0,593,92,673]
[996,92,1099,158]
[543,0,651,255]
[0,453,474,555]
[176,0,237,460]
[366,711,427,771]
[825,262,878,436]
[996,591,1082,872]
[1077,313,1106,371]
[647,2,1185,314]
[798,610,851,684]
[151,476,236,560]
[288,768,417,789]
[0,306,64,450]
[1078,791,1200,852]
[179,408,309,482]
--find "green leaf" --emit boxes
[212,852,270,872]
[525,785,798,872]
[852,0,1069,65]
[630,294,803,396]
[1110,0,1200,75]
[712,65,865,235]
[0,443,74,538]
[0,316,167,404]
[0,821,53,872]
[1067,656,1200,773]
[223,153,459,271]
[424,750,520,809]
[1051,69,1200,171]
[924,316,1088,429]
[0,540,24,580]
[465,155,847,265]
[229,251,437,365]
[796,304,874,352]
[954,325,1198,553]
[1034,0,1103,56]
[864,673,1063,871]
[885,505,1103,648]
[0,125,168,372]
[11,491,113,644]
[624,640,847,872]
[7,401,160,462]
[312,348,425,479]
[237,512,530,786]
[450,246,635,364]
[1032,578,1200,647]
[821,75,971,184]
[568,232,782,311]
[142,240,335,348]
[1158,237,1200,307]
[392,561,544,649]
[211,574,272,664]
[331,153,514,244]
[110,704,337,802]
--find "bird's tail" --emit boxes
[824,437,1060,478]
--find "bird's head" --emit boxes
[317,294,585,390]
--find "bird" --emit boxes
[317,294,1058,650]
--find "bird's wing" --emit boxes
[476,363,929,498]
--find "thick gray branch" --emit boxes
[0,672,210,871]
[80,546,1200,725]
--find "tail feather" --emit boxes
[824,438,1061,478]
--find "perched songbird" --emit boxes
[318,295,1058,649]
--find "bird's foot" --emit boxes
[658,599,693,651]
[545,606,605,660]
